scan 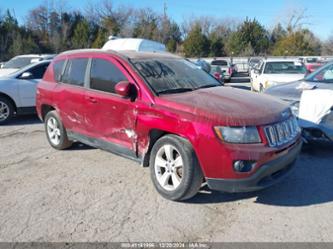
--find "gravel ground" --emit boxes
[0,78,333,242]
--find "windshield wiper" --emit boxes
[194,84,220,90]
[157,88,193,95]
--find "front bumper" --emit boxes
[206,139,302,193]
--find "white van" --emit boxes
[102,37,166,52]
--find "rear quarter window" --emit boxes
[53,60,65,82]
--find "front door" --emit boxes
[84,56,138,155]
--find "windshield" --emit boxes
[132,58,222,94]
[3,57,41,69]
[264,61,306,74]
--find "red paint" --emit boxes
[305,63,323,73]
[36,50,301,181]
[115,81,131,97]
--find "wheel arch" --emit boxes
[142,129,192,167]
[0,92,17,112]
[40,104,56,121]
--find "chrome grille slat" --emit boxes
[264,117,300,147]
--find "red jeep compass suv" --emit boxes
[36,49,302,201]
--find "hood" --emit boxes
[0,68,18,77]
[157,87,290,126]
[264,74,305,83]
[264,80,318,101]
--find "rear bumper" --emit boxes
[206,140,302,193]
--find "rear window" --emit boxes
[90,59,127,93]
[211,60,228,66]
[53,60,65,82]
[306,58,318,63]
[62,58,88,86]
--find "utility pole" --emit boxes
[163,1,168,21]
[162,1,168,42]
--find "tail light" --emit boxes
[228,67,232,75]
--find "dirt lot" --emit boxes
[1,79,333,242]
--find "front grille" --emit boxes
[264,116,300,147]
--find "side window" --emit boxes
[28,63,50,79]
[90,58,128,93]
[62,58,88,86]
[53,60,65,82]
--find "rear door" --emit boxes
[55,57,89,134]
[84,56,138,154]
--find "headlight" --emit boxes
[265,80,278,88]
[214,126,261,144]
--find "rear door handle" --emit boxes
[86,96,97,103]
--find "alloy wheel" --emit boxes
[47,117,61,145]
[0,101,10,122]
[154,144,184,191]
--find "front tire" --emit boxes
[259,84,264,93]
[0,97,14,125]
[149,135,203,201]
[45,111,72,150]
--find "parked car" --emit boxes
[36,48,302,201]
[210,65,224,83]
[211,59,234,82]
[300,57,323,73]
[0,54,55,77]
[265,62,333,142]
[251,59,307,92]
[0,60,51,124]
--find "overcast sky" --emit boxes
[1,0,331,40]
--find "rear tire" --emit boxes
[0,96,14,125]
[149,135,203,201]
[44,110,72,150]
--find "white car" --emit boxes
[251,58,307,92]
[0,60,51,124]
[0,54,54,77]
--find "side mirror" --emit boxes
[20,72,33,79]
[115,81,132,97]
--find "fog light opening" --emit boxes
[233,160,256,173]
